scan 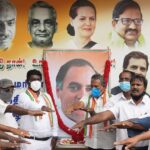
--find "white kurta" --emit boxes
[17,91,58,150]
[80,94,116,149]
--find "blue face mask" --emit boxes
[91,87,101,98]
[119,81,131,92]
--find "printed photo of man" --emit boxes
[28,1,57,49]
[0,0,16,51]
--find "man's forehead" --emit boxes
[30,7,56,20]
[63,66,95,85]
[0,79,14,88]
[131,79,143,84]
[129,58,146,67]
[119,7,142,18]
[0,8,16,20]
[120,72,131,78]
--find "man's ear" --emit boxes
[26,80,30,87]
[112,20,117,28]
[28,21,31,33]
[54,22,58,33]
[56,86,61,98]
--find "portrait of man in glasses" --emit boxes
[108,0,144,49]
[28,1,57,49]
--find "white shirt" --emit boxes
[109,94,150,150]
[0,99,18,128]
[80,94,116,149]
[17,91,58,138]
[0,99,8,114]
[107,92,131,108]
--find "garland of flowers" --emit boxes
[42,60,84,142]
[103,60,111,86]
[42,59,111,141]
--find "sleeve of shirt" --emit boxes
[127,117,150,137]
[108,102,120,119]
[0,99,8,114]
[131,117,150,130]
[103,96,115,110]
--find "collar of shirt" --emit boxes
[128,94,149,105]
[58,107,75,127]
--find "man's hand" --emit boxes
[98,124,116,132]
[80,107,94,113]
[114,137,139,150]
[0,141,20,148]
[71,120,85,133]
[41,106,55,112]
[28,110,45,116]
[65,102,84,115]
[111,121,134,129]
[65,105,75,115]
[11,128,30,137]
[8,136,31,144]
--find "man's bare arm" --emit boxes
[84,110,115,125]
[0,130,30,144]
[5,105,44,116]
[0,141,19,149]
[114,130,150,149]
[0,124,30,137]
[72,110,115,130]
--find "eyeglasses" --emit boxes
[114,18,143,26]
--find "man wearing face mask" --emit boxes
[0,78,46,130]
[108,70,134,108]
[72,74,150,150]
[66,74,116,150]
[17,69,58,150]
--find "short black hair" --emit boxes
[26,69,42,81]
[28,1,57,22]
[112,0,142,19]
[56,58,97,89]
[91,73,106,88]
[119,70,135,81]
[0,0,16,13]
[131,74,147,90]
[67,0,96,36]
[123,51,149,71]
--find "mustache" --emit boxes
[132,88,139,92]
[125,29,138,34]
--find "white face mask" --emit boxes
[30,80,41,91]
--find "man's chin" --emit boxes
[0,43,10,50]
[33,40,51,47]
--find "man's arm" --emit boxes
[109,117,150,130]
[114,130,150,149]
[0,124,30,137]
[72,110,115,130]
[0,141,19,149]
[5,105,44,116]
[0,130,30,144]
[84,110,115,125]
[112,120,145,130]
